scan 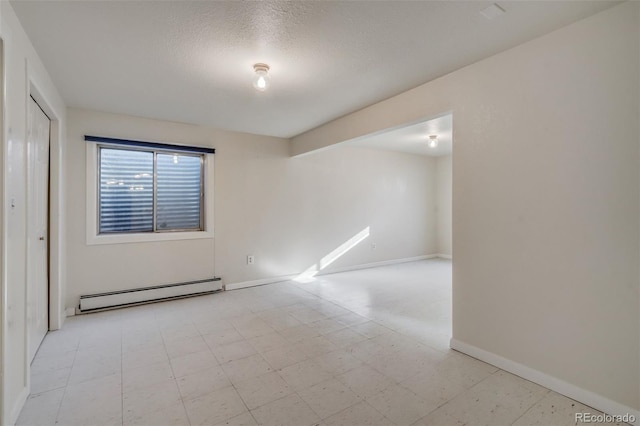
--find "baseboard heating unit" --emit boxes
[79,277,223,313]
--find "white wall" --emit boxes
[436,155,452,257]
[0,2,67,425]
[217,142,438,287]
[65,108,438,306]
[292,1,639,415]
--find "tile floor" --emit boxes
[18,259,620,426]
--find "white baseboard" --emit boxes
[8,386,29,426]
[225,274,299,291]
[53,311,66,331]
[435,253,452,260]
[450,338,640,426]
[226,255,440,291]
[319,254,437,275]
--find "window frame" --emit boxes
[86,141,214,245]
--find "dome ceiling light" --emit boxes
[253,63,271,92]
[428,135,439,149]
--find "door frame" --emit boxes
[0,39,65,424]
[23,74,63,403]
[25,94,50,364]
[27,79,62,329]
[0,35,5,426]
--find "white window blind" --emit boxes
[99,148,154,233]
[156,153,202,231]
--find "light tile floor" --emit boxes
[18,259,621,426]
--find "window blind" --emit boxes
[99,148,154,233]
[156,153,202,231]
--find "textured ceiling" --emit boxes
[11,1,617,138]
[348,114,453,157]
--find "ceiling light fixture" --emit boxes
[252,63,270,91]
[428,135,439,149]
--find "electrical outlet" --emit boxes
[371,243,377,250]
[247,255,255,265]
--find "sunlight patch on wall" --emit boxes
[294,227,370,283]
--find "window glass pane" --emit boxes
[99,148,154,233]
[156,153,202,230]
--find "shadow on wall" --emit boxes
[294,226,371,283]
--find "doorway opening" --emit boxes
[289,112,453,350]
[336,112,453,350]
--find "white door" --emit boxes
[27,96,50,362]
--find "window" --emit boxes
[98,147,204,234]
[85,135,215,245]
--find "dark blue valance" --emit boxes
[85,135,215,154]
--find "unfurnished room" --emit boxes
[0,1,638,426]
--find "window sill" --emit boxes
[86,230,214,246]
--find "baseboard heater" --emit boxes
[79,277,223,313]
